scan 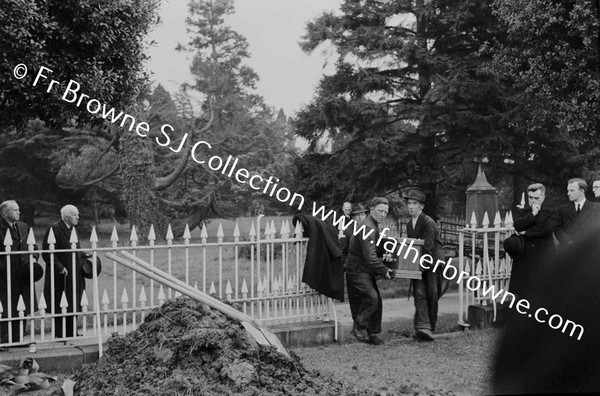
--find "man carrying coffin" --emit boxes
[403,189,443,341]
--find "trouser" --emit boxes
[345,271,362,322]
[345,271,382,335]
[412,269,439,331]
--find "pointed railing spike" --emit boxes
[217,223,224,241]
[200,222,208,241]
[139,286,147,303]
[121,288,129,304]
[3,229,12,247]
[27,228,37,246]
[241,279,248,294]
[148,224,156,242]
[38,294,47,311]
[493,212,501,227]
[110,226,119,244]
[157,285,166,304]
[90,226,98,244]
[60,292,69,309]
[249,222,256,240]
[130,226,138,243]
[233,222,240,240]
[101,289,110,306]
[469,212,478,229]
[209,281,216,295]
[166,224,174,242]
[17,295,26,313]
[47,227,56,245]
[69,227,78,244]
[81,291,89,307]
[482,212,490,228]
[183,224,191,241]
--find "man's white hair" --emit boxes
[0,200,17,218]
[60,204,79,221]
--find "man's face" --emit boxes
[370,204,388,224]
[528,190,545,207]
[567,182,584,202]
[3,202,20,223]
[352,212,366,222]
[406,199,424,218]
[64,209,80,227]
[342,202,352,216]
[593,181,600,198]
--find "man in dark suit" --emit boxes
[345,197,394,345]
[0,200,42,344]
[404,189,443,341]
[592,179,600,202]
[42,204,85,338]
[510,183,559,298]
[556,178,600,247]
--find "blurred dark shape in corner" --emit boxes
[492,226,600,394]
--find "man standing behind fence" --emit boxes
[345,197,394,345]
[0,200,42,343]
[510,184,558,298]
[42,204,85,338]
[556,178,600,246]
[404,189,443,341]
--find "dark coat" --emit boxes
[493,225,600,393]
[42,220,86,317]
[293,214,344,301]
[511,203,558,295]
[556,200,600,246]
[406,213,444,262]
[345,215,389,277]
[0,218,39,342]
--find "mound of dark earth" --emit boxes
[73,298,454,395]
[73,298,372,396]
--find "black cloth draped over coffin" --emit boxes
[292,214,344,301]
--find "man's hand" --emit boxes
[532,204,541,216]
[59,268,68,276]
[385,269,396,279]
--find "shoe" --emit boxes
[368,335,384,345]
[351,328,370,342]
[415,329,435,341]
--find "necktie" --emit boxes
[576,204,581,214]
[12,223,19,241]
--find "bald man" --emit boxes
[42,205,85,338]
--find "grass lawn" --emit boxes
[294,327,498,395]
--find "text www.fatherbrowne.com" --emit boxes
[14,63,583,341]
[311,203,585,341]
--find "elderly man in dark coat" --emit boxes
[0,200,43,343]
[42,204,86,338]
[345,197,394,345]
[510,183,558,298]
[404,189,444,341]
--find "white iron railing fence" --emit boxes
[458,211,515,326]
[0,216,335,352]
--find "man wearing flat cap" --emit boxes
[345,197,394,345]
[404,189,443,341]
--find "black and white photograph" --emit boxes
[1,0,599,394]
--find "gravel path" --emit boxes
[293,329,498,395]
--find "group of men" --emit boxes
[0,200,92,344]
[340,188,443,345]
[493,179,600,393]
[508,177,600,298]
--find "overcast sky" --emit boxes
[146,0,342,116]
